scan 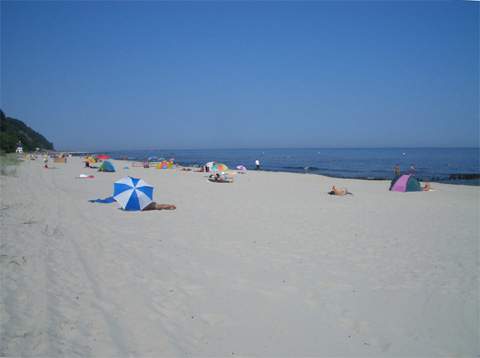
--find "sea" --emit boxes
[102,148,479,185]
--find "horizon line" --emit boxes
[57,146,480,152]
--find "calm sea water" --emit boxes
[106,148,480,185]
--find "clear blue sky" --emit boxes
[1,1,478,151]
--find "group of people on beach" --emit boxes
[328,164,432,196]
[80,155,433,207]
[394,163,417,177]
[42,153,68,169]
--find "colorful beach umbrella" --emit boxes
[156,160,174,169]
[96,154,111,160]
[113,176,153,211]
[211,163,229,172]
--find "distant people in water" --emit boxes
[328,185,353,196]
[255,159,260,170]
[394,164,400,177]
[143,202,176,211]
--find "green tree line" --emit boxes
[0,110,54,153]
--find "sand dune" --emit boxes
[1,157,478,357]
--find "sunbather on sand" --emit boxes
[328,185,353,196]
[143,202,176,211]
[208,173,234,183]
[423,183,432,191]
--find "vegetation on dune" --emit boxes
[0,109,54,153]
[0,153,20,176]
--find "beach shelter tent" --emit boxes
[98,160,116,172]
[390,174,421,192]
[236,165,247,171]
[156,160,174,169]
[96,154,111,160]
[113,177,153,211]
[211,163,229,172]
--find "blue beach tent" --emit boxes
[98,161,115,172]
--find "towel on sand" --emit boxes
[88,196,115,204]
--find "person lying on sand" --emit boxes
[328,185,353,196]
[208,173,234,183]
[143,202,176,211]
[423,183,432,191]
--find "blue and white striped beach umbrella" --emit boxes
[113,177,154,211]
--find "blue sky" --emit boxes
[1,1,478,151]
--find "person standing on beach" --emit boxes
[255,159,260,170]
[394,164,400,177]
[409,164,416,176]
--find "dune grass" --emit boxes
[0,152,21,176]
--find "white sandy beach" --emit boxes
[1,157,478,357]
